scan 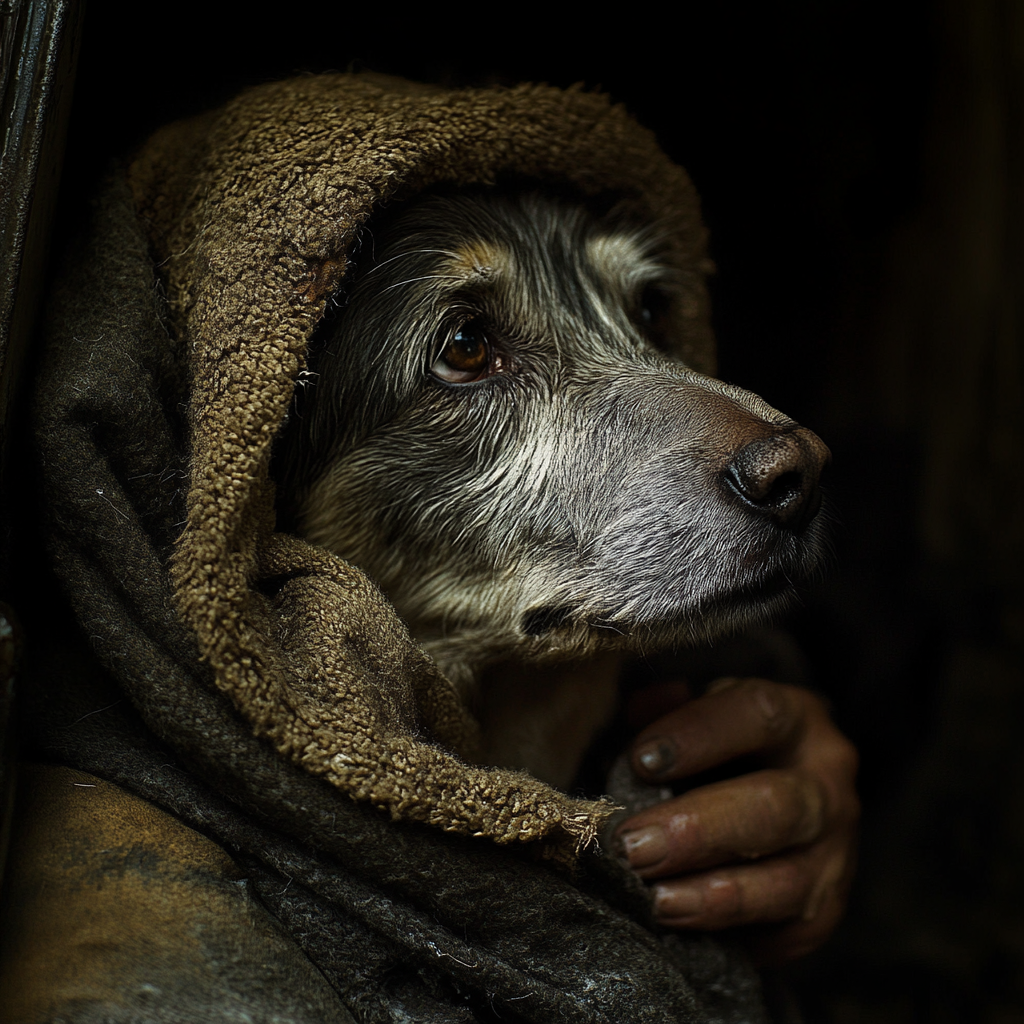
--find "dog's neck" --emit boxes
[472,653,624,790]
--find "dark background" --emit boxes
[53,2,1024,1020]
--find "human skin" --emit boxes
[617,677,860,965]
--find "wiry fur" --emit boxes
[276,190,829,784]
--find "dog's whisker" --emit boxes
[381,274,466,293]
[362,247,464,277]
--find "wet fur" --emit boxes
[276,191,829,785]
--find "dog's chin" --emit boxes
[591,572,800,648]
[407,501,832,691]
[418,569,804,694]
[519,512,831,657]
[544,570,798,649]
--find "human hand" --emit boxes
[616,677,859,965]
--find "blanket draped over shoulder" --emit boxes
[13,73,769,1023]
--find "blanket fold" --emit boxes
[15,72,769,1023]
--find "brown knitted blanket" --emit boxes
[25,73,768,1023]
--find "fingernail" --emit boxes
[654,883,704,922]
[634,738,676,776]
[618,825,669,869]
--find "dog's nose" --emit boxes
[724,427,830,531]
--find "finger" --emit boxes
[650,829,854,947]
[630,678,805,782]
[795,699,860,808]
[742,872,852,966]
[732,836,856,965]
[651,853,815,929]
[617,769,826,878]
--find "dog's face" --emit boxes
[278,191,829,690]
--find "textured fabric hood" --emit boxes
[124,71,714,850]
[24,73,768,1023]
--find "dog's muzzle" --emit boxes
[516,375,833,643]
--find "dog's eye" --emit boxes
[431,323,495,384]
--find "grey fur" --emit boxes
[277,190,829,759]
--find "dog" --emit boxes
[275,187,830,788]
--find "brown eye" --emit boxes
[431,323,493,383]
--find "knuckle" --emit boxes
[819,736,861,826]
[747,771,824,851]
[778,857,812,905]
[767,858,816,921]
[741,678,796,742]
[704,875,744,923]
[793,775,827,843]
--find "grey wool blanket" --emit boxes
[4,74,770,1023]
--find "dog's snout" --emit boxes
[724,427,830,531]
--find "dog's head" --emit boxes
[276,189,830,687]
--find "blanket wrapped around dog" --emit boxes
[4,74,770,1022]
